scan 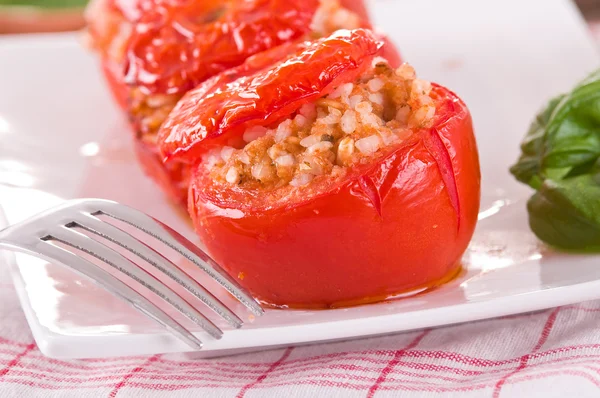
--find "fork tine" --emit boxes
[49,226,223,340]
[72,213,243,328]
[86,200,264,316]
[27,239,204,350]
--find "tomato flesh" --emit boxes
[188,84,480,307]
[158,29,383,163]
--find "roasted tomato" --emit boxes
[86,0,399,206]
[123,0,320,95]
[159,29,382,162]
[159,29,480,308]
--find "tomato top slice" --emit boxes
[122,0,320,96]
[158,28,383,163]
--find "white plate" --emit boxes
[1,0,600,359]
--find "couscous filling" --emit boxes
[207,61,436,189]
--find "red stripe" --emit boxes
[121,368,598,392]
[561,305,600,313]
[0,348,23,357]
[8,353,600,388]
[2,358,479,383]
[12,339,600,377]
[6,354,600,387]
[10,321,600,372]
[367,329,430,397]
[0,337,30,348]
[127,368,600,392]
[127,378,473,392]
[510,368,600,389]
[236,347,293,398]
[0,371,589,395]
[18,361,260,379]
[108,354,160,398]
[14,341,600,377]
[3,362,600,393]
[0,343,35,378]
[492,308,559,398]
[4,369,243,386]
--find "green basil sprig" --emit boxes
[510,68,600,249]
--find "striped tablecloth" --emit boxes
[3,262,600,398]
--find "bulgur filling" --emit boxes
[207,61,436,189]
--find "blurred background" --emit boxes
[0,0,600,34]
[0,0,87,34]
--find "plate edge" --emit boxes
[0,204,58,358]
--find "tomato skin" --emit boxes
[124,0,320,96]
[188,85,480,307]
[159,29,383,163]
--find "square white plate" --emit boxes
[1,0,600,359]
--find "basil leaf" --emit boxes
[510,95,564,189]
[543,69,600,171]
[511,68,600,250]
[528,172,600,249]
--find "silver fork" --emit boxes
[0,198,263,350]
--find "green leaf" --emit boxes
[511,67,600,250]
[543,69,600,171]
[528,171,600,250]
[510,95,563,189]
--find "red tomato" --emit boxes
[132,41,302,204]
[89,0,402,206]
[123,0,320,95]
[159,29,383,163]
[90,0,390,97]
[131,42,304,205]
[188,84,480,307]
[160,29,479,307]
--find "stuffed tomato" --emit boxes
[157,29,481,308]
[85,0,399,206]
